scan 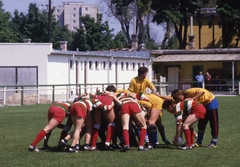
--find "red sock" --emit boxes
[91,128,99,147]
[122,129,130,146]
[106,125,115,143]
[184,129,191,147]
[31,130,46,146]
[139,128,147,147]
[190,128,194,146]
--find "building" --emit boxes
[188,8,240,49]
[151,49,240,93]
[53,1,98,31]
[0,40,152,103]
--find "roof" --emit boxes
[51,50,150,59]
[153,54,240,62]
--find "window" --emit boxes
[103,61,106,70]
[73,26,77,30]
[126,62,129,70]
[70,60,74,70]
[57,15,60,19]
[133,63,135,71]
[57,9,60,12]
[73,7,76,11]
[73,14,76,17]
[73,20,76,23]
[89,61,92,70]
[138,63,141,68]
[109,62,112,70]
[95,61,99,70]
[85,7,88,11]
[121,62,124,70]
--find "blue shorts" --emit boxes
[206,97,218,110]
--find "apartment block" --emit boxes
[53,1,98,31]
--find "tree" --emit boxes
[0,0,18,42]
[10,3,73,48]
[217,0,240,47]
[70,14,123,51]
[151,0,200,49]
[110,0,156,47]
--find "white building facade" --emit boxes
[53,2,98,31]
[0,42,152,102]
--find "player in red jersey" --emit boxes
[90,85,116,150]
[163,99,206,150]
[109,90,151,151]
[28,102,70,152]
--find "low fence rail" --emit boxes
[0,80,239,107]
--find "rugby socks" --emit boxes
[91,124,101,147]
[197,131,205,144]
[184,129,191,147]
[105,123,115,145]
[149,125,158,147]
[211,137,218,145]
[31,130,47,146]
[122,129,130,146]
[139,128,147,147]
[190,128,194,146]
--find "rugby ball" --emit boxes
[172,136,183,145]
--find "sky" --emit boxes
[2,0,164,43]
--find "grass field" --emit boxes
[0,96,240,167]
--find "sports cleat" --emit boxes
[111,144,122,150]
[194,142,202,147]
[120,145,130,152]
[75,144,80,151]
[90,147,98,151]
[41,145,51,150]
[29,145,40,152]
[138,147,151,151]
[84,144,91,151]
[205,143,217,148]
[60,139,67,147]
[178,145,192,150]
[68,147,78,153]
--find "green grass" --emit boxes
[0,97,240,167]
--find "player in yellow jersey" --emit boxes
[171,88,219,148]
[129,66,170,147]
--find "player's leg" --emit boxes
[102,105,116,149]
[84,114,93,150]
[155,114,171,145]
[57,115,72,147]
[132,112,149,151]
[91,108,102,150]
[69,116,84,153]
[180,114,198,149]
[207,108,219,148]
[29,118,59,152]
[121,113,130,151]
[148,108,160,147]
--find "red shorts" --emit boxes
[120,102,141,115]
[191,104,206,119]
[48,106,66,123]
[96,95,113,105]
[70,105,87,119]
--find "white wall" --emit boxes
[1,43,151,101]
[0,43,52,85]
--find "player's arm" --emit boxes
[186,92,204,101]
[173,124,182,144]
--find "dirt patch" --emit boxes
[6,93,52,105]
